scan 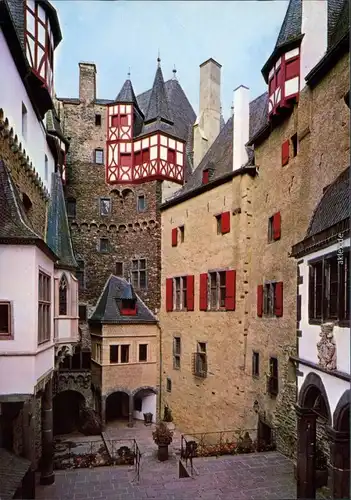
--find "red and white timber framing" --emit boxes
[25,0,54,96]
[106,103,185,185]
[268,46,300,117]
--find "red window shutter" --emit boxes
[134,151,142,165]
[221,211,230,234]
[285,58,300,80]
[167,149,176,164]
[171,228,178,247]
[120,114,128,126]
[225,270,236,311]
[273,212,281,240]
[257,285,263,317]
[199,273,208,311]
[111,115,118,127]
[282,140,289,166]
[142,148,150,163]
[202,169,209,184]
[186,275,195,311]
[120,153,132,167]
[166,278,174,312]
[275,282,283,317]
[268,75,276,95]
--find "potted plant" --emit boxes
[315,446,328,489]
[152,422,173,461]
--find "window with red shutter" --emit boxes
[199,273,208,311]
[187,275,195,311]
[120,114,128,126]
[273,212,281,241]
[171,228,178,247]
[134,151,142,165]
[167,149,176,164]
[120,153,132,167]
[142,148,150,163]
[275,282,283,317]
[221,211,230,234]
[257,285,263,317]
[111,115,118,127]
[282,140,289,166]
[225,270,236,311]
[166,278,174,312]
[202,169,209,184]
[285,58,300,80]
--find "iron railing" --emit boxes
[181,427,276,461]
[53,438,140,471]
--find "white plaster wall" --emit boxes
[0,245,36,351]
[0,356,36,394]
[298,237,350,374]
[300,0,328,89]
[297,365,349,426]
[133,393,157,422]
[0,29,55,192]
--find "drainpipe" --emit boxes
[156,321,163,422]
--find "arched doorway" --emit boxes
[133,387,157,423]
[105,391,129,422]
[53,390,85,435]
[296,373,332,499]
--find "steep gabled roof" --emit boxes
[115,78,141,112]
[306,167,350,238]
[89,275,157,325]
[46,172,77,269]
[0,159,57,260]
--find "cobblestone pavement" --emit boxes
[37,421,297,499]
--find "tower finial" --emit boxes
[172,65,177,79]
[127,66,131,79]
[157,50,161,66]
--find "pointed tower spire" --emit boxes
[172,65,177,80]
[115,78,138,104]
[144,59,173,124]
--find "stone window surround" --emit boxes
[0,300,14,340]
[267,356,279,396]
[137,192,146,213]
[138,343,148,362]
[38,268,51,345]
[108,343,130,364]
[308,247,350,327]
[94,148,104,164]
[131,258,147,290]
[194,341,207,376]
[92,342,102,364]
[99,237,110,253]
[173,336,181,369]
[173,276,187,311]
[99,197,111,216]
[252,350,260,378]
[76,259,85,289]
[263,280,277,317]
[208,269,226,311]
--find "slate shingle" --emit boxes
[306,166,350,238]
[89,275,158,325]
[144,65,173,125]
[46,172,77,269]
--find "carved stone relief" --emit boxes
[317,322,337,371]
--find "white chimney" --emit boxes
[193,58,221,168]
[233,85,250,172]
[300,0,328,88]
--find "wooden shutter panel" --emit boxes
[202,170,209,184]
[221,211,230,234]
[282,140,289,166]
[275,281,283,317]
[166,278,174,312]
[171,228,178,247]
[199,273,208,311]
[257,285,263,317]
[186,275,195,311]
[225,270,236,310]
[273,212,281,240]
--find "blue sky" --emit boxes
[53,0,289,120]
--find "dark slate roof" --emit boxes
[0,448,31,500]
[89,275,157,324]
[46,108,68,144]
[46,172,78,269]
[306,166,350,237]
[144,64,173,125]
[328,0,350,48]
[115,79,140,108]
[275,0,302,49]
[0,159,41,240]
[169,92,268,199]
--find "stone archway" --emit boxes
[296,372,332,499]
[105,391,130,423]
[132,386,158,423]
[53,390,86,435]
[327,389,350,499]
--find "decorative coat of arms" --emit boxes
[317,323,337,371]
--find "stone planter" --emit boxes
[157,444,169,461]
